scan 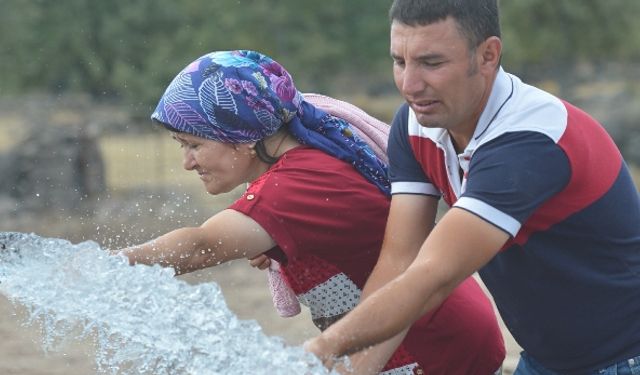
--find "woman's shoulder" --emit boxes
[251,146,388,203]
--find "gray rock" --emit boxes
[0,124,106,213]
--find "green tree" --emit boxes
[500,0,640,75]
[1,0,639,112]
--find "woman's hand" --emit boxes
[0,232,25,258]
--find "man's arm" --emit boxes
[342,193,438,374]
[306,206,509,363]
[117,209,276,275]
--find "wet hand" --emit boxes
[0,232,24,257]
[248,253,271,270]
[0,233,26,284]
[303,336,339,370]
[107,248,124,256]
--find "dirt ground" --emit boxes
[0,258,522,375]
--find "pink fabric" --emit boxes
[303,93,390,164]
[267,260,301,317]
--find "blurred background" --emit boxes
[0,0,639,374]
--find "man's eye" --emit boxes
[423,60,444,67]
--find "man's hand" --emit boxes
[304,337,359,374]
[248,253,271,270]
[304,336,339,369]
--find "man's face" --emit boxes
[390,17,489,135]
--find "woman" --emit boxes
[118,50,505,374]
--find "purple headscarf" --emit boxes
[151,50,390,195]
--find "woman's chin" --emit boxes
[205,187,221,195]
[202,183,219,195]
[204,184,230,196]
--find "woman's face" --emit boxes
[172,132,258,195]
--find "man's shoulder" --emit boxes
[480,81,569,147]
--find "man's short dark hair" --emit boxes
[389,0,501,49]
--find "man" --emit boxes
[305,0,640,374]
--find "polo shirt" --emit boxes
[388,68,640,374]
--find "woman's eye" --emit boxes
[179,143,198,150]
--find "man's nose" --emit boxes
[400,64,427,98]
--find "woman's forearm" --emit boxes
[117,227,218,275]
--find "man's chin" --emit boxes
[415,116,441,129]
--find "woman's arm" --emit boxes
[116,209,276,275]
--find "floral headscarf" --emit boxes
[151,50,390,195]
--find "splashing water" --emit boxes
[0,232,334,375]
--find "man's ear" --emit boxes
[479,36,502,72]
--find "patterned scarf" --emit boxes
[151,50,390,195]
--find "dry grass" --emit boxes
[0,115,29,151]
[99,132,202,191]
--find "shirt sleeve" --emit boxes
[388,104,439,196]
[454,131,571,236]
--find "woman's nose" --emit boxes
[182,151,196,170]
